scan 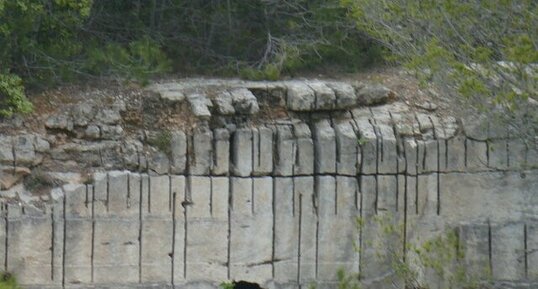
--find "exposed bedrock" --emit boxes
[0,79,537,289]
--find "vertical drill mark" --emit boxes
[85,184,89,209]
[106,174,110,213]
[62,198,66,288]
[90,185,95,283]
[226,177,232,280]
[297,193,303,284]
[271,177,276,279]
[524,224,528,279]
[374,174,379,215]
[403,174,408,262]
[486,140,491,168]
[463,138,469,167]
[169,175,172,212]
[488,220,493,276]
[138,176,143,283]
[314,178,320,280]
[292,178,296,217]
[251,178,255,215]
[11,144,16,173]
[127,174,131,209]
[506,128,511,168]
[335,177,338,215]
[171,192,177,286]
[445,140,449,169]
[415,144,419,215]
[358,175,363,279]
[437,140,441,215]
[51,208,55,281]
[210,177,214,217]
[183,177,189,279]
[147,176,151,214]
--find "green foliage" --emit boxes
[0,272,19,289]
[219,281,234,289]
[147,130,173,157]
[0,73,32,117]
[336,268,361,289]
[343,0,538,140]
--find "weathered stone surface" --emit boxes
[308,82,335,110]
[335,121,359,176]
[274,177,298,282]
[252,126,273,175]
[353,113,377,175]
[527,223,538,280]
[0,166,30,190]
[286,82,315,111]
[190,128,212,175]
[170,131,187,174]
[274,125,295,176]
[440,171,538,223]
[295,176,316,284]
[45,114,73,131]
[95,108,122,125]
[488,139,509,170]
[293,123,313,176]
[7,205,53,285]
[313,120,336,174]
[327,82,357,109]
[491,222,525,280]
[356,84,393,105]
[466,139,488,171]
[13,135,37,165]
[212,128,230,176]
[187,176,228,281]
[445,136,466,172]
[213,91,235,115]
[99,125,124,140]
[230,88,260,115]
[231,128,253,177]
[187,93,212,119]
[230,177,272,283]
[458,224,491,279]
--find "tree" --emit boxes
[342,0,538,141]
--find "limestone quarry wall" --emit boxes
[0,78,537,289]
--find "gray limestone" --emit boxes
[230,88,260,115]
[327,82,357,109]
[295,176,316,284]
[353,115,377,175]
[466,139,488,171]
[212,128,230,176]
[187,93,212,119]
[274,177,299,282]
[445,136,466,172]
[313,120,336,174]
[274,125,295,176]
[230,177,273,283]
[231,128,253,177]
[286,82,315,111]
[335,121,359,176]
[458,224,491,279]
[252,126,274,175]
[491,223,525,280]
[213,91,235,115]
[293,123,314,176]
[190,128,213,175]
[356,84,393,105]
[170,131,188,174]
[308,82,335,110]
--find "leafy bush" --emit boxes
[0,74,32,117]
[0,272,19,289]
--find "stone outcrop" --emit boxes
[0,78,537,289]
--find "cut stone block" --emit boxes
[0,136,14,164]
[417,174,438,216]
[376,124,399,174]
[186,176,228,281]
[230,177,273,283]
[295,176,316,284]
[508,139,528,169]
[491,222,525,280]
[171,175,186,283]
[274,177,299,282]
[335,121,359,176]
[308,82,335,110]
[377,175,397,213]
[286,82,315,111]
[8,206,53,285]
[458,224,491,279]
[253,127,274,176]
[317,176,360,281]
[212,128,230,176]
[488,139,509,170]
[404,139,418,175]
[327,82,357,109]
[445,136,466,172]
[274,125,295,176]
[232,128,253,177]
[354,117,377,175]
[230,88,260,115]
[170,131,187,174]
[190,128,213,175]
[466,139,488,171]
[313,120,336,174]
[527,223,538,280]
[293,123,314,176]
